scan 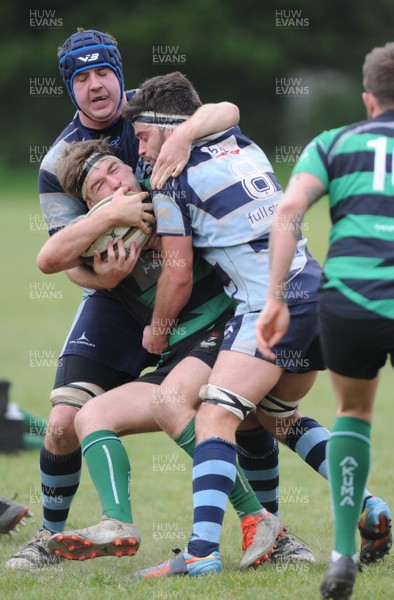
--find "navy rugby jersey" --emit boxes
[153,126,321,315]
[39,90,146,236]
[293,110,394,319]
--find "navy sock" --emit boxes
[236,428,279,515]
[286,417,329,477]
[40,446,81,533]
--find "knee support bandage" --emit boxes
[258,393,299,419]
[50,382,104,409]
[199,383,256,421]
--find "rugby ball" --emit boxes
[80,193,153,265]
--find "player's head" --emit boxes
[57,139,140,208]
[362,42,394,116]
[58,28,124,121]
[123,71,202,165]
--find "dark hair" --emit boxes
[363,42,394,106]
[123,71,202,124]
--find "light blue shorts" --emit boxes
[220,302,325,373]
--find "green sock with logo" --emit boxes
[327,416,371,555]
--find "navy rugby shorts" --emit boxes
[54,354,141,391]
[58,290,157,377]
[318,302,394,379]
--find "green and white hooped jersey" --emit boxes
[293,110,394,319]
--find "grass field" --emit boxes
[0,167,393,599]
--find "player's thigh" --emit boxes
[145,322,228,436]
[200,350,282,443]
[154,357,212,437]
[75,381,160,438]
[209,350,282,404]
[270,370,318,403]
[328,370,379,418]
[217,310,302,402]
[160,356,212,407]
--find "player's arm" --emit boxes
[151,101,240,189]
[37,214,114,273]
[65,238,141,290]
[36,189,152,273]
[256,172,324,358]
[66,265,101,288]
[143,235,194,354]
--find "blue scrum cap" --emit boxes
[58,29,124,110]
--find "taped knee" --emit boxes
[50,382,104,409]
[257,393,299,419]
[199,383,255,421]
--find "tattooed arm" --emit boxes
[256,172,324,357]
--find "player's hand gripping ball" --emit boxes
[80,193,153,265]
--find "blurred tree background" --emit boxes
[1,0,394,172]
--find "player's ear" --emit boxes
[86,198,94,210]
[362,91,376,117]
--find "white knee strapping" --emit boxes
[50,381,104,409]
[258,393,299,419]
[199,383,256,421]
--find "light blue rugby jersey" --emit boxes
[154,127,321,315]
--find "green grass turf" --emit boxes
[0,168,392,599]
